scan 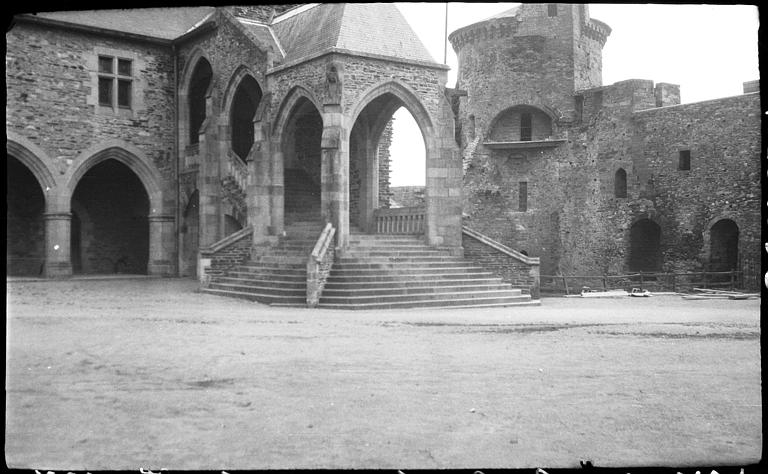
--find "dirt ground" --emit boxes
[5,277,762,470]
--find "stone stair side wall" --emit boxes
[198,226,254,286]
[462,226,541,298]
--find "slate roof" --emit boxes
[271,3,437,65]
[32,7,216,40]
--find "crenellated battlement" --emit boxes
[582,18,611,46]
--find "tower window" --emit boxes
[520,113,532,141]
[548,4,557,17]
[678,150,691,170]
[519,181,528,211]
[614,168,627,198]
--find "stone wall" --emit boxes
[6,21,177,189]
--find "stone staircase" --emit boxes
[199,168,323,305]
[318,232,539,310]
[200,222,320,305]
[201,168,537,309]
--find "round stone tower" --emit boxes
[449,3,611,145]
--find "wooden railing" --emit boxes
[373,206,425,234]
[541,270,745,295]
[306,222,336,307]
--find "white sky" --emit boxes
[387,3,760,187]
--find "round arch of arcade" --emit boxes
[701,213,742,271]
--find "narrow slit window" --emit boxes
[519,181,528,211]
[678,150,691,170]
[614,168,627,198]
[548,4,557,17]
[520,113,532,141]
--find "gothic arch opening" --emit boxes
[628,218,662,272]
[709,219,739,271]
[349,93,427,233]
[7,155,46,276]
[70,159,149,274]
[180,190,199,277]
[230,75,262,162]
[488,105,553,142]
[189,58,213,145]
[281,97,323,224]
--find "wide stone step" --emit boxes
[215,276,307,289]
[326,271,497,283]
[200,287,305,305]
[332,262,485,271]
[318,294,537,310]
[349,234,424,241]
[227,270,306,281]
[323,277,505,290]
[208,282,306,296]
[321,283,518,298]
[320,288,525,303]
[249,255,307,265]
[338,255,465,263]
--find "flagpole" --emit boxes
[443,3,448,65]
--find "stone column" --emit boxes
[248,120,272,244]
[269,147,284,236]
[43,212,73,277]
[198,98,221,248]
[362,134,379,233]
[148,214,175,276]
[425,87,463,249]
[321,118,348,249]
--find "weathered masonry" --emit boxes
[7,4,539,309]
[450,3,760,283]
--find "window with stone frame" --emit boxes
[678,150,691,171]
[98,55,132,109]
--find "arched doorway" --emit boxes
[281,97,323,224]
[70,159,150,274]
[188,58,213,146]
[628,218,662,272]
[230,75,262,162]
[7,156,46,276]
[180,190,199,277]
[710,219,739,271]
[349,92,428,234]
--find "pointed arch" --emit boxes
[63,140,165,214]
[271,85,323,141]
[348,80,436,141]
[6,132,57,194]
[221,65,264,114]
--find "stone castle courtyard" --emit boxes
[5,278,761,469]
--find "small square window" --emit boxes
[678,150,691,170]
[117,58,132,76]
[98,76,113,106]
[117,79,131,107]
[98,56,113,74]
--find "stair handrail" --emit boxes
[200,225,253,255]
[310,222,336,263]
[462,225,539,265]
[307,222,336,307]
